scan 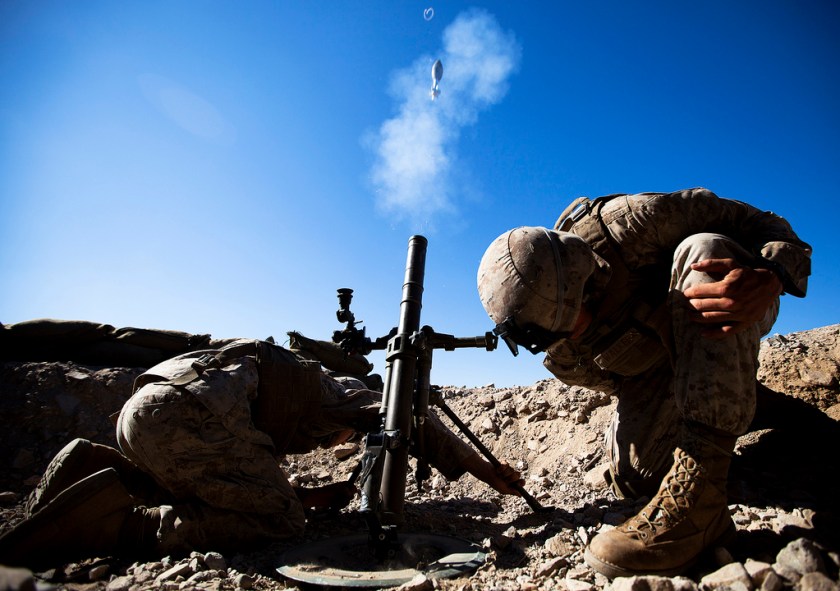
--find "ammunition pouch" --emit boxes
[593,325,668,376]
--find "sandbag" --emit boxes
[113,326,210,351]
[0,319,116,362]
[1,318,213,368]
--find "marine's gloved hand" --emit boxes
[461,454,525,496]
[684,258,783,339]
[491,461,526,495]
[294,482,358,511]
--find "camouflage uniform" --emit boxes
[116,340,476,553]
[544,188,811,494]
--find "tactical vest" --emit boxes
[141,339,322,452]
[250,340,323,453]
[555,195,673,376]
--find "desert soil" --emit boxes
[1,325,838,590]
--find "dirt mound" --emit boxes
[1,325,838,590]
[757,325,840,413]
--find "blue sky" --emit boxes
[1,1,837,387]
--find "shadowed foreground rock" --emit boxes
[0,325,838,590]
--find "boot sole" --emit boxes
[584,519,738,579]
[27,438,94,515]
[0,468,133,570]
[584,545,694,579]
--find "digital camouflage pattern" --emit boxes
[555,188,810,295]
[543,188,811,492]
[477,227,608,335]
[116,343,477,552]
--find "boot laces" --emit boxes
[623,449,702,540]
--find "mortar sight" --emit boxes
[336,288,355,324]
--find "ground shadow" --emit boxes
[729,384,840,551]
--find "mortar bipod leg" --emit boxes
[429,388,553,514]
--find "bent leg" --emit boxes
[156,500,304,555]
[585,233,781,578]
[26,438,165,517]
[117,383,305,552]
[670,233,779,435]
[605,367,679,498]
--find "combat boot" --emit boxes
[0,468,161,571]
[604,464,669,500]
[584,430,737,578]
[26,437,164,516]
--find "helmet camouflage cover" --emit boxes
[477,227,603,341]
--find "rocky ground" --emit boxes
[1,325,839,591]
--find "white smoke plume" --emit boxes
[367,9,521,226]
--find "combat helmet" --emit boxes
[477,226,606,355]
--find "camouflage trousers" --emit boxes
[116,359,305,554]
[605,233,779,492]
